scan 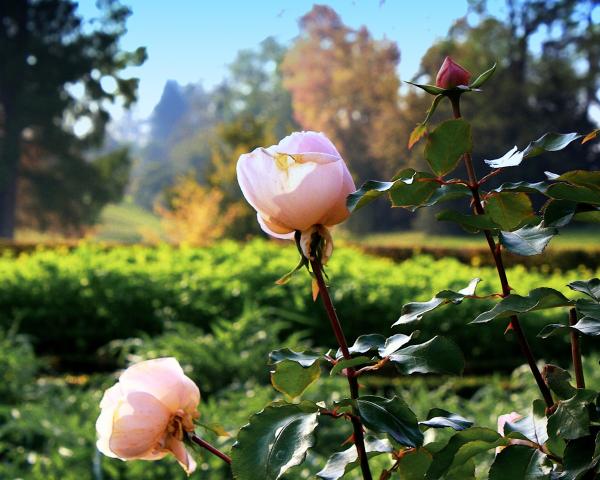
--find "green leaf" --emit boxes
[420,408,473,431]
[538,307,600,337]
[547,390,596,441]
[405,81,445,95]
[547,183,600,206]
[522,132,582,158]
[436,210,500,232]
[499,223,557,256]
[504,399,548,446]
[346,334,386,356]
[485,192,534,231]
[488,446,552,480]
[426,427,507,479]
[409,123,428,150]
[380,333,416,357]
[315,437,392,480]
[355,395,424,447]
[568,278,600,302]
[230,402,319,480]
[493,180,549,195]
[424,119,472,176]
[329,356,374,376]
[389,170,439,208]
[394,278,481,326]
[347,180,394,212]
[394,448,433,480]
[484,132,582,169]
[554,170,600,191]
[542,199,580,228]
[561,433,600,480]
[390,336,464,375]
[471,287,572,324]
[270,360,320,399]
[542,365,577,400]
[469,63,497,88]
[269,349,322,367]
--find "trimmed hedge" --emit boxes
[0,240,597,371]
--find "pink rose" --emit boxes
[236,131,355,241]
[435,56,472,89]
[497,411,523,436]
[96,358,200,474]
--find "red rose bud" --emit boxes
[435,56,471,89]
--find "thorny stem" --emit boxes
[311,256,373,480]
[449,93,554,408]
[188,432,232,465]
[569,308,586,389]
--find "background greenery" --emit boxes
[1,239,599,478]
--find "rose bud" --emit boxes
[435,56,472,89]
[236,131,355,261]
[96,357,200,474]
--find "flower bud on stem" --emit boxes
[310,253,373,480]
[448,94,554,409]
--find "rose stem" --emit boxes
[188,432,232,465]
[569,308,585,389]
[449,94,554,408]
[310,256,373,480]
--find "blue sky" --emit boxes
[77,1,505,120]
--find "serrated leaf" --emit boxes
[484,146,525,168]
[420,408,473,431]
[395,278,482,325]
[230,402,319,480]
[424,119,472,176]
[271,360,320,399]
[485,192,534,231]
[547,389,596,440]
[426,428,507,479]
[569,279,600,302]
[346,334,386,356]
[316,437,392,480]
[542,200,580,228]
[436,210,500,232]
[547,183,600,206]
[390,336,464,375]
[522,132,582,158]
[560,433,600,480]
[582,129,599,144]
[409,124,428,150]
[329,356,374,376]
[554,170,600,191]
[493,180,549,195]
[488,446,552,480]
[542,365,577,400]
[347,180,394,212]
[469,62,497,88]
[355,395,424,447]
[269,349,322,367]
[499,223,557,256]
[379,332,416,357]
[484,132,582,169]
[471,287,572,324]
[389,170,440,208]
[395,448,433,480]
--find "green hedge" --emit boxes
[0,240,597,371]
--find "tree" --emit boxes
[281,5,407,231]
[0,0,145,238]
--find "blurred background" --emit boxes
[0,1,599,479]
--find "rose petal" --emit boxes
[96,384,124,458]
[257,214,295,239]
[276,131,341,157]
[119,358,200,414]
[166,436,197,475]
[108,391,171,459]
[320,165,356,226]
